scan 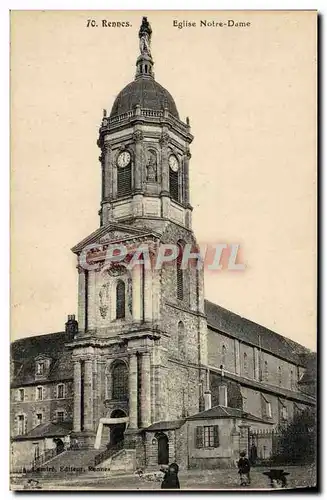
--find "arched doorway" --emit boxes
[54,438,64,455]
[157,432,169,465]
[109,409,126,447]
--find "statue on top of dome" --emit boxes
[139,17,152,57]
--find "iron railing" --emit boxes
[94,441,124,466]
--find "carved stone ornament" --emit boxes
[133,130,144,143]
[103,141,112,153]
[159,132,170,146]
[99,283,110,319]
[108,264,126,277]
[185,148,192,160]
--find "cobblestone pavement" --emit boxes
[13,464,317,491]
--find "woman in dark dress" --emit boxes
[161,463,180,489]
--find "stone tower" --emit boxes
[69,17,208,454]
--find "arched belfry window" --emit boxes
[178,321,186,359]
[169,154,179,202]
[176,242,184,300]
[116,280,126,319]
[117,151,132,197]
[112,361,128,400]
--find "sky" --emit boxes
[11,10,316,349]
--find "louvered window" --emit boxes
[169,168,179,202]
[117,165,132,197]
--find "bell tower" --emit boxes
[97,16,194,230]
[69,18,207,453]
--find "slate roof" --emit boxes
[205,300,312,366]
[187,405,273,424]
[110,76,179,119]
[13,421,73,441]
[146,420,186,431]
[11,331,73,387]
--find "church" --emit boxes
[11,17,315,475]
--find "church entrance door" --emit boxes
[109,409,126,447]
[157,433,169,465]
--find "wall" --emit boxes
[11,381,73,436]
[187,418,236,469]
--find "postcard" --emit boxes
[10,10,317,491]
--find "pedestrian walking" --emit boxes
[161,462,180,489]
[237,451,251,486]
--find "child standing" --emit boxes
[237,451,251,486]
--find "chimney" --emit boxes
[218,385,228,407]
[65,314,78,338]
[204,367,212,410]
[204,390,212,411]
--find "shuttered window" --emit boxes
[117,165,132,197]
[195,426,204,448]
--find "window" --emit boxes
[56,411,65,423]
[221,345,226,366]
[17,415,26,435]
[18,388,25,402]
[195,425,219,448]
[112,361,128,400]
[264,361,269,382]
[261,394,272,418]
[281,406,288,421]
[36,386,43,401]
[36,362,45,376]
[36,413,43,426]
[116,280,126,319]
[176,242,184,300]
[278,366,282,386]
[57,383,65,399]
[117,164,132,197]
[243,353,248,375]
[178,321,186,359]
[169,165,179,202]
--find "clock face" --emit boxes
[117,151,131,168]
[169,155,179,172]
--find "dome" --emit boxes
[110,76,179,119]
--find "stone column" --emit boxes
[234,339,241,375]
[77,268,85,333]
[133,128,143,192]
[73,360,82,432]
[132,264,142,322]
[87,270,97,330]
[143,267,153,322]
[103,141,112,200]
[94,420,104,449]
[128,353,138,429]
[184,150,191,205]
[83,359,94,431]
[160,131,170,195]
[141,352,151,428]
